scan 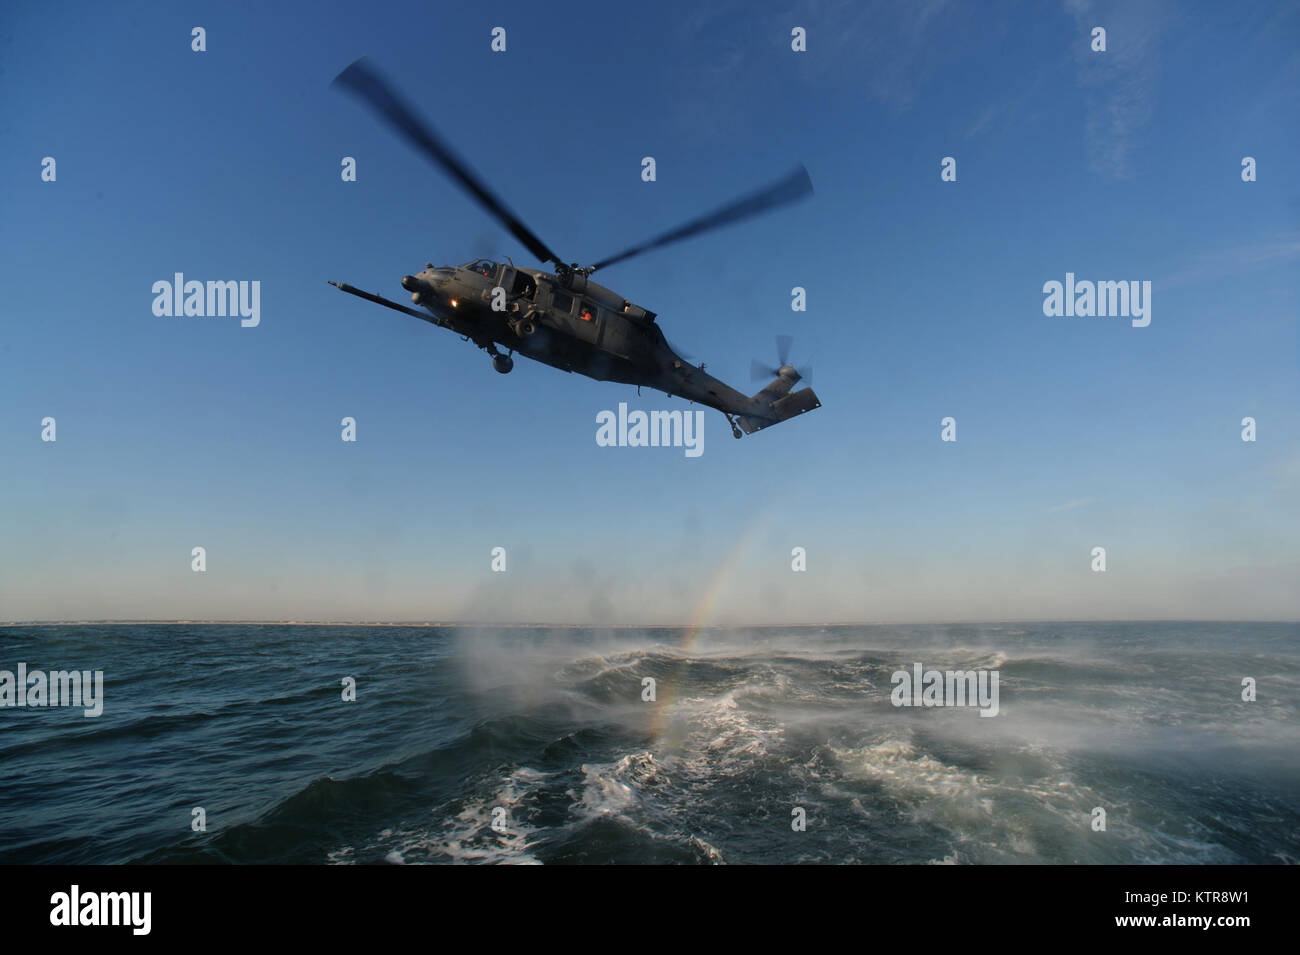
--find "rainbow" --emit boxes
[647,514,772,745]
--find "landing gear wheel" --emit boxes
[493,354,514,374]
[725,414,742,439]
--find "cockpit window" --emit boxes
[467,259,495,278]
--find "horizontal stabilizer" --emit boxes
[737,386,821,435]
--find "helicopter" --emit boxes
[327,58,821,439]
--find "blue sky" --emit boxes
[1,0,1296,623]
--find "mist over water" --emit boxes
[1,622,1295,864]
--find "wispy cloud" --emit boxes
[1158,232,1300,290]
[1049,497,1096,513]
[671,0,973,143]
[673,0,750,77]
[1065,0,1168,179]
[777,0,966,109]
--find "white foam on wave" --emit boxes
[554,647,684,684]
[329,766,551,865]
[672,687,786,776]
[576,752,662,816]
[816,728,1106,862]
[435,766,549,864]
[569,751,728,863]
[458,632,1295,864]
[831,735,995,813]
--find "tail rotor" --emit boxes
[751,335,812,385]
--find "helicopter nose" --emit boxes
[402,273,437,305]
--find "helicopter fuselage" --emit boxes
[402,259,758,417]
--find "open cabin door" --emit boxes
[545,285,600,345]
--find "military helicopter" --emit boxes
[328,58,821,439]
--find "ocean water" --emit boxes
[0,622,1296,865]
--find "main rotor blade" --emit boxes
[590,165,814,273]
[665,336,697,361]
[332,58,563,267]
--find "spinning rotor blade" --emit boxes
[589,166,814,274]
[751,335,812,384]
[665,336,697,362]
[332,58,564,267]
[776,334,793,366]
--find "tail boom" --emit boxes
[736,381,821,434]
